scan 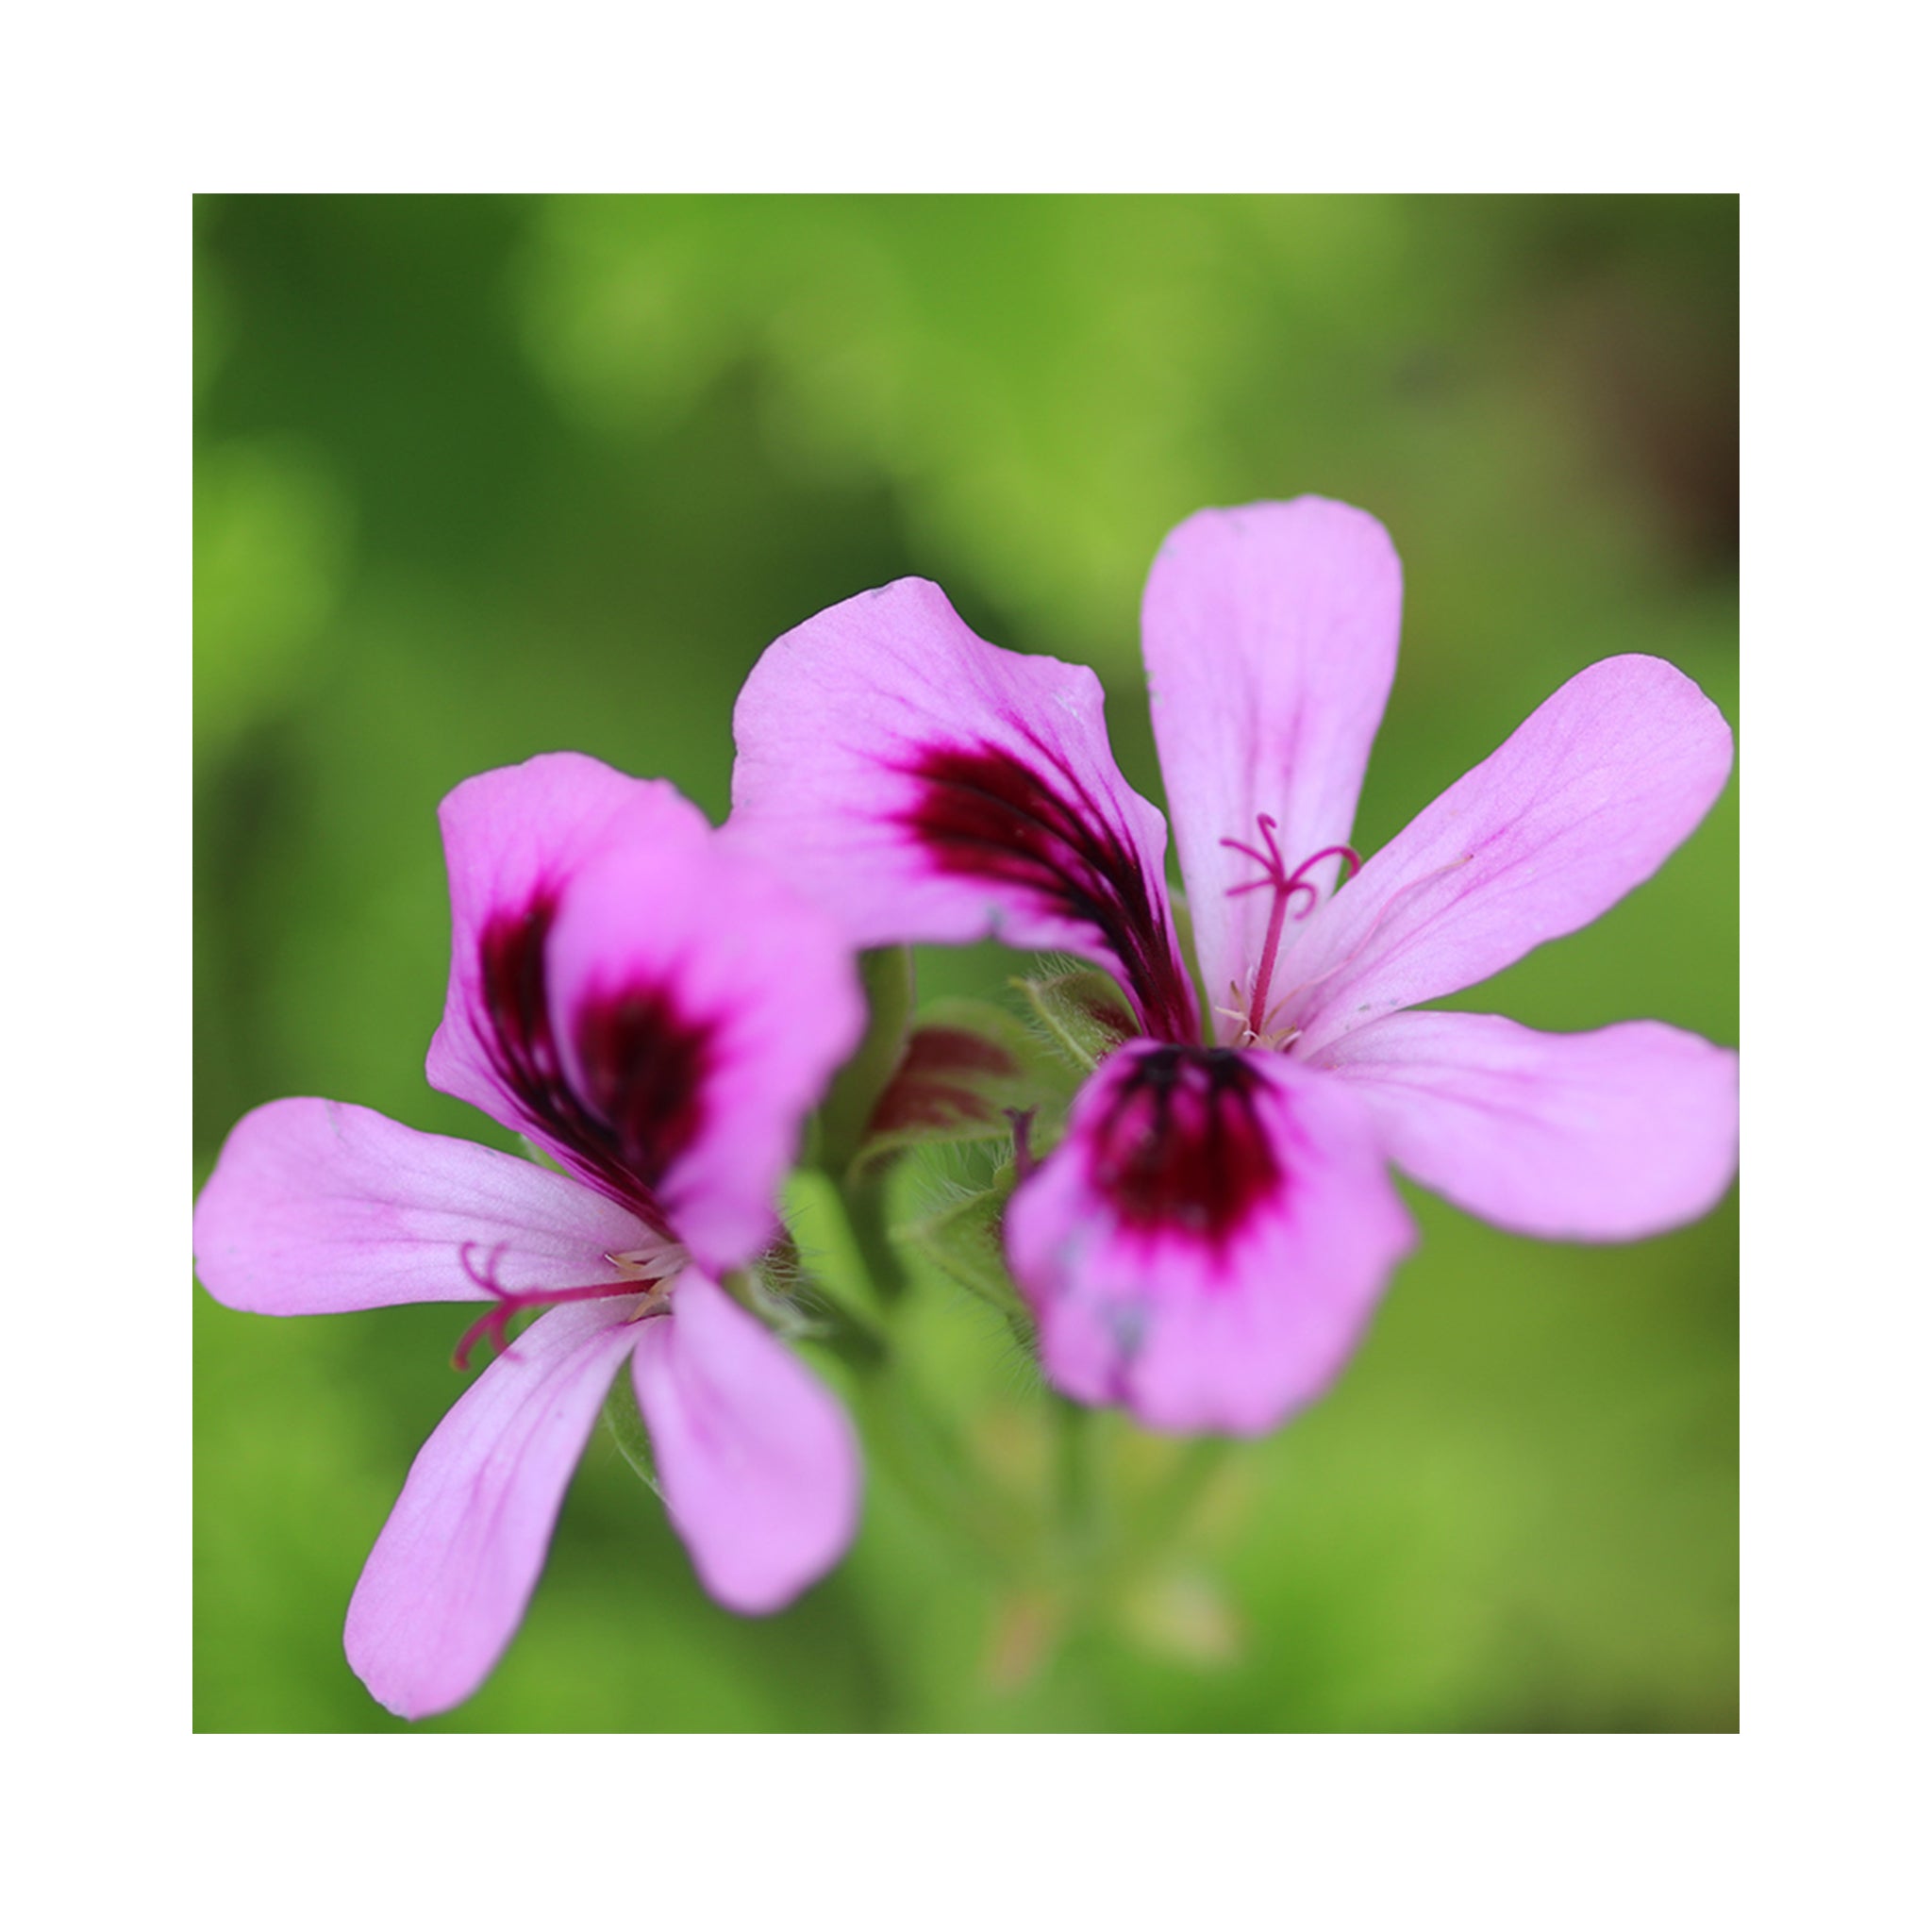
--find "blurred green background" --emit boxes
[193,194,1738,1732]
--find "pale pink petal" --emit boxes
[425,753,711,1155]
[1277,656,1735,1057]
[541,831,865,1274]
[1142,500,1404,1041]
[729,576,1197,1043]
[344,1301,645,1720]
[631,1272,860,1613]
[192,1097,656,1314]
[1315,1010,1739,1241]
[1005,1044,1415,1436]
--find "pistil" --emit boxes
[1217,816,1360,1043]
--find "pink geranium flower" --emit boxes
[729,498,1738,1436]
[193,754,866,1718]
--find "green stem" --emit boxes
[850,1373,1025,1568]
[1051,1395,1103,1566]
[1132,1437,1234,1557]
[819,1169,1029,1570]
[841,1173,909,1303]
[813,946,915,1174]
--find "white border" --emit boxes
[21,0,1924,1921]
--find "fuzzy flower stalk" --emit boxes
[728,498,1739,1435]
[193,755,866,1718]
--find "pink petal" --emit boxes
[1005,1043,1415,1436]
[1316,1010,1739,1241]
[344,1301,645,1720]
[1278,656,1735,1057]
[425,752,712,1156]
[541,831,865,1274]
[192,1097,656,1314]
[631,1272,860,1613]
[729,576,1197,1043]
[1141,500,1404,1041]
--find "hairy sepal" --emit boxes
[848,997,1053,1182]
[1013,964,1141,1074]
[903,1175,1036,1348]
[599,1365,662,1497]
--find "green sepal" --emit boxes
[718,1261,796,1330]
[599,1367,660,1497]
[810,945,916,1174]
[729,1247,888,1369]
[1012,963,1138,1074]
[846,996,1052,1181]
[903,1174,1036,1349]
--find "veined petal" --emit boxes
[1142,500,1403,1038]
[632,1272,860,1614]
[729,577,1196,1043]
[1005,1043,1415,1436]
[426,753,710,1161]
[541,831,865,1273]
[344,1301,644,1720]
[192,1097,655,1314]
[1316,1010,1740,1241]
[1279,656,1735,1056]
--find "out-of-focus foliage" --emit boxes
[194,194,1738,1733]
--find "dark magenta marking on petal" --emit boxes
[477,891,567,1114]
[1087,1047,1281,1252]
[570,980,715,1193]
[900,735,1194,1044]
[474,891,711,1231]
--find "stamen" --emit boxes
[450,1240,672,1372]
[1217,814,1361,1043]
[607,1242,688,1282]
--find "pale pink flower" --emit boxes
[194,754,865,1716]
[729,499,1738,1435]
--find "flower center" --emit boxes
[1088,1046,1279,1253]
[1216,815,1360,1047]
[475,895,717,1237]
[449,1239,685,1371]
